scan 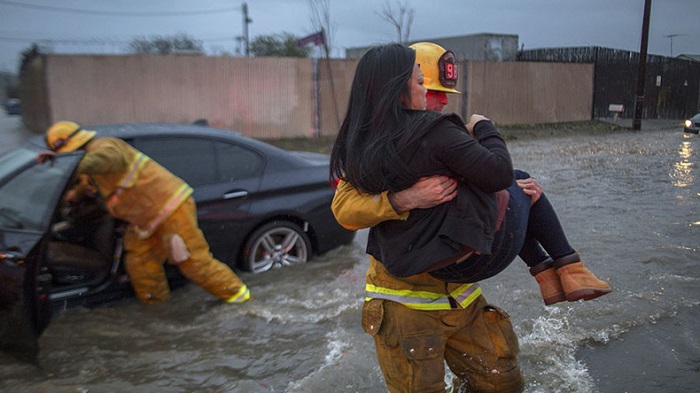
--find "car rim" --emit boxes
[248,226,308,273]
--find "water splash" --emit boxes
[519,307,597,392]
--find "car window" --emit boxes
[216,142,264,182]
[0,147,36,180]
[135,138,217,186]
[134,137,264,186]
[0,155,80,231]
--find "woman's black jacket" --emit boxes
[365,112,513,277]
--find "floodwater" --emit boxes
[1,115,698,392]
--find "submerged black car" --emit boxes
[0,122,355,362]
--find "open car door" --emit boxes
[0,148,83,363]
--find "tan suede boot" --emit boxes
[530,259,566,305]
[554,253,612,302]
[534,268,566,305]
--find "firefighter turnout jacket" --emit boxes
[76,137,192,238]
[331,179,482,310]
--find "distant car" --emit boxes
[3,98,21,115]
[0,122,355,362]
[683,113,700,134]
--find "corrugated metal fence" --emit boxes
[21,54,594,137]
[520,47,700,120]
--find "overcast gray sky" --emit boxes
[1,0,698,72]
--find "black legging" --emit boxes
[430,169,576,282]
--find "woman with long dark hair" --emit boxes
[331,43,524,393]
[330,43,610,392]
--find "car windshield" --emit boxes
[0,148,36,180]
[0,149,80,231]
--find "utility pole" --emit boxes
[665,33,686,57]
[665,34,679,57]
[633,0,652,131]
[242,2,252,56]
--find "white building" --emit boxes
[345,33,520,61]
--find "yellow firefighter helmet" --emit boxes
[409,42,460,94]
[45,121,96,153]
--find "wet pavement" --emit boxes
[1,114,698,392]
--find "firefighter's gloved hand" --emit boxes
[36,151,56,164]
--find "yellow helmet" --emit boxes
[409,42,460,94]
[45,121,96,153]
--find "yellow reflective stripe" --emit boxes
[365,282,481,311]
[107,153,150,208]
[453,284,482,308]
[134,184,193,239]
[363,296,458,311]
[119,152,149,189]
[226,285,251,303]
[367,283,447,300]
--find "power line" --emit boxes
[664,33,687,57]
[0,35,238,45]
[0,0,239,16]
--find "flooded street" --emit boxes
[1,115,698,392]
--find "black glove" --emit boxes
[36,151,56,164]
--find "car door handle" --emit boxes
[223,190,248,200]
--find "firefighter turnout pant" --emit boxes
[124,197,249,304]
[362,295,524,393]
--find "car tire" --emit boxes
[243,221,311,273]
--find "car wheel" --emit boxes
[243,221,311,273]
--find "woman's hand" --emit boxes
[465,114,491,138]
[517,177,543,206]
